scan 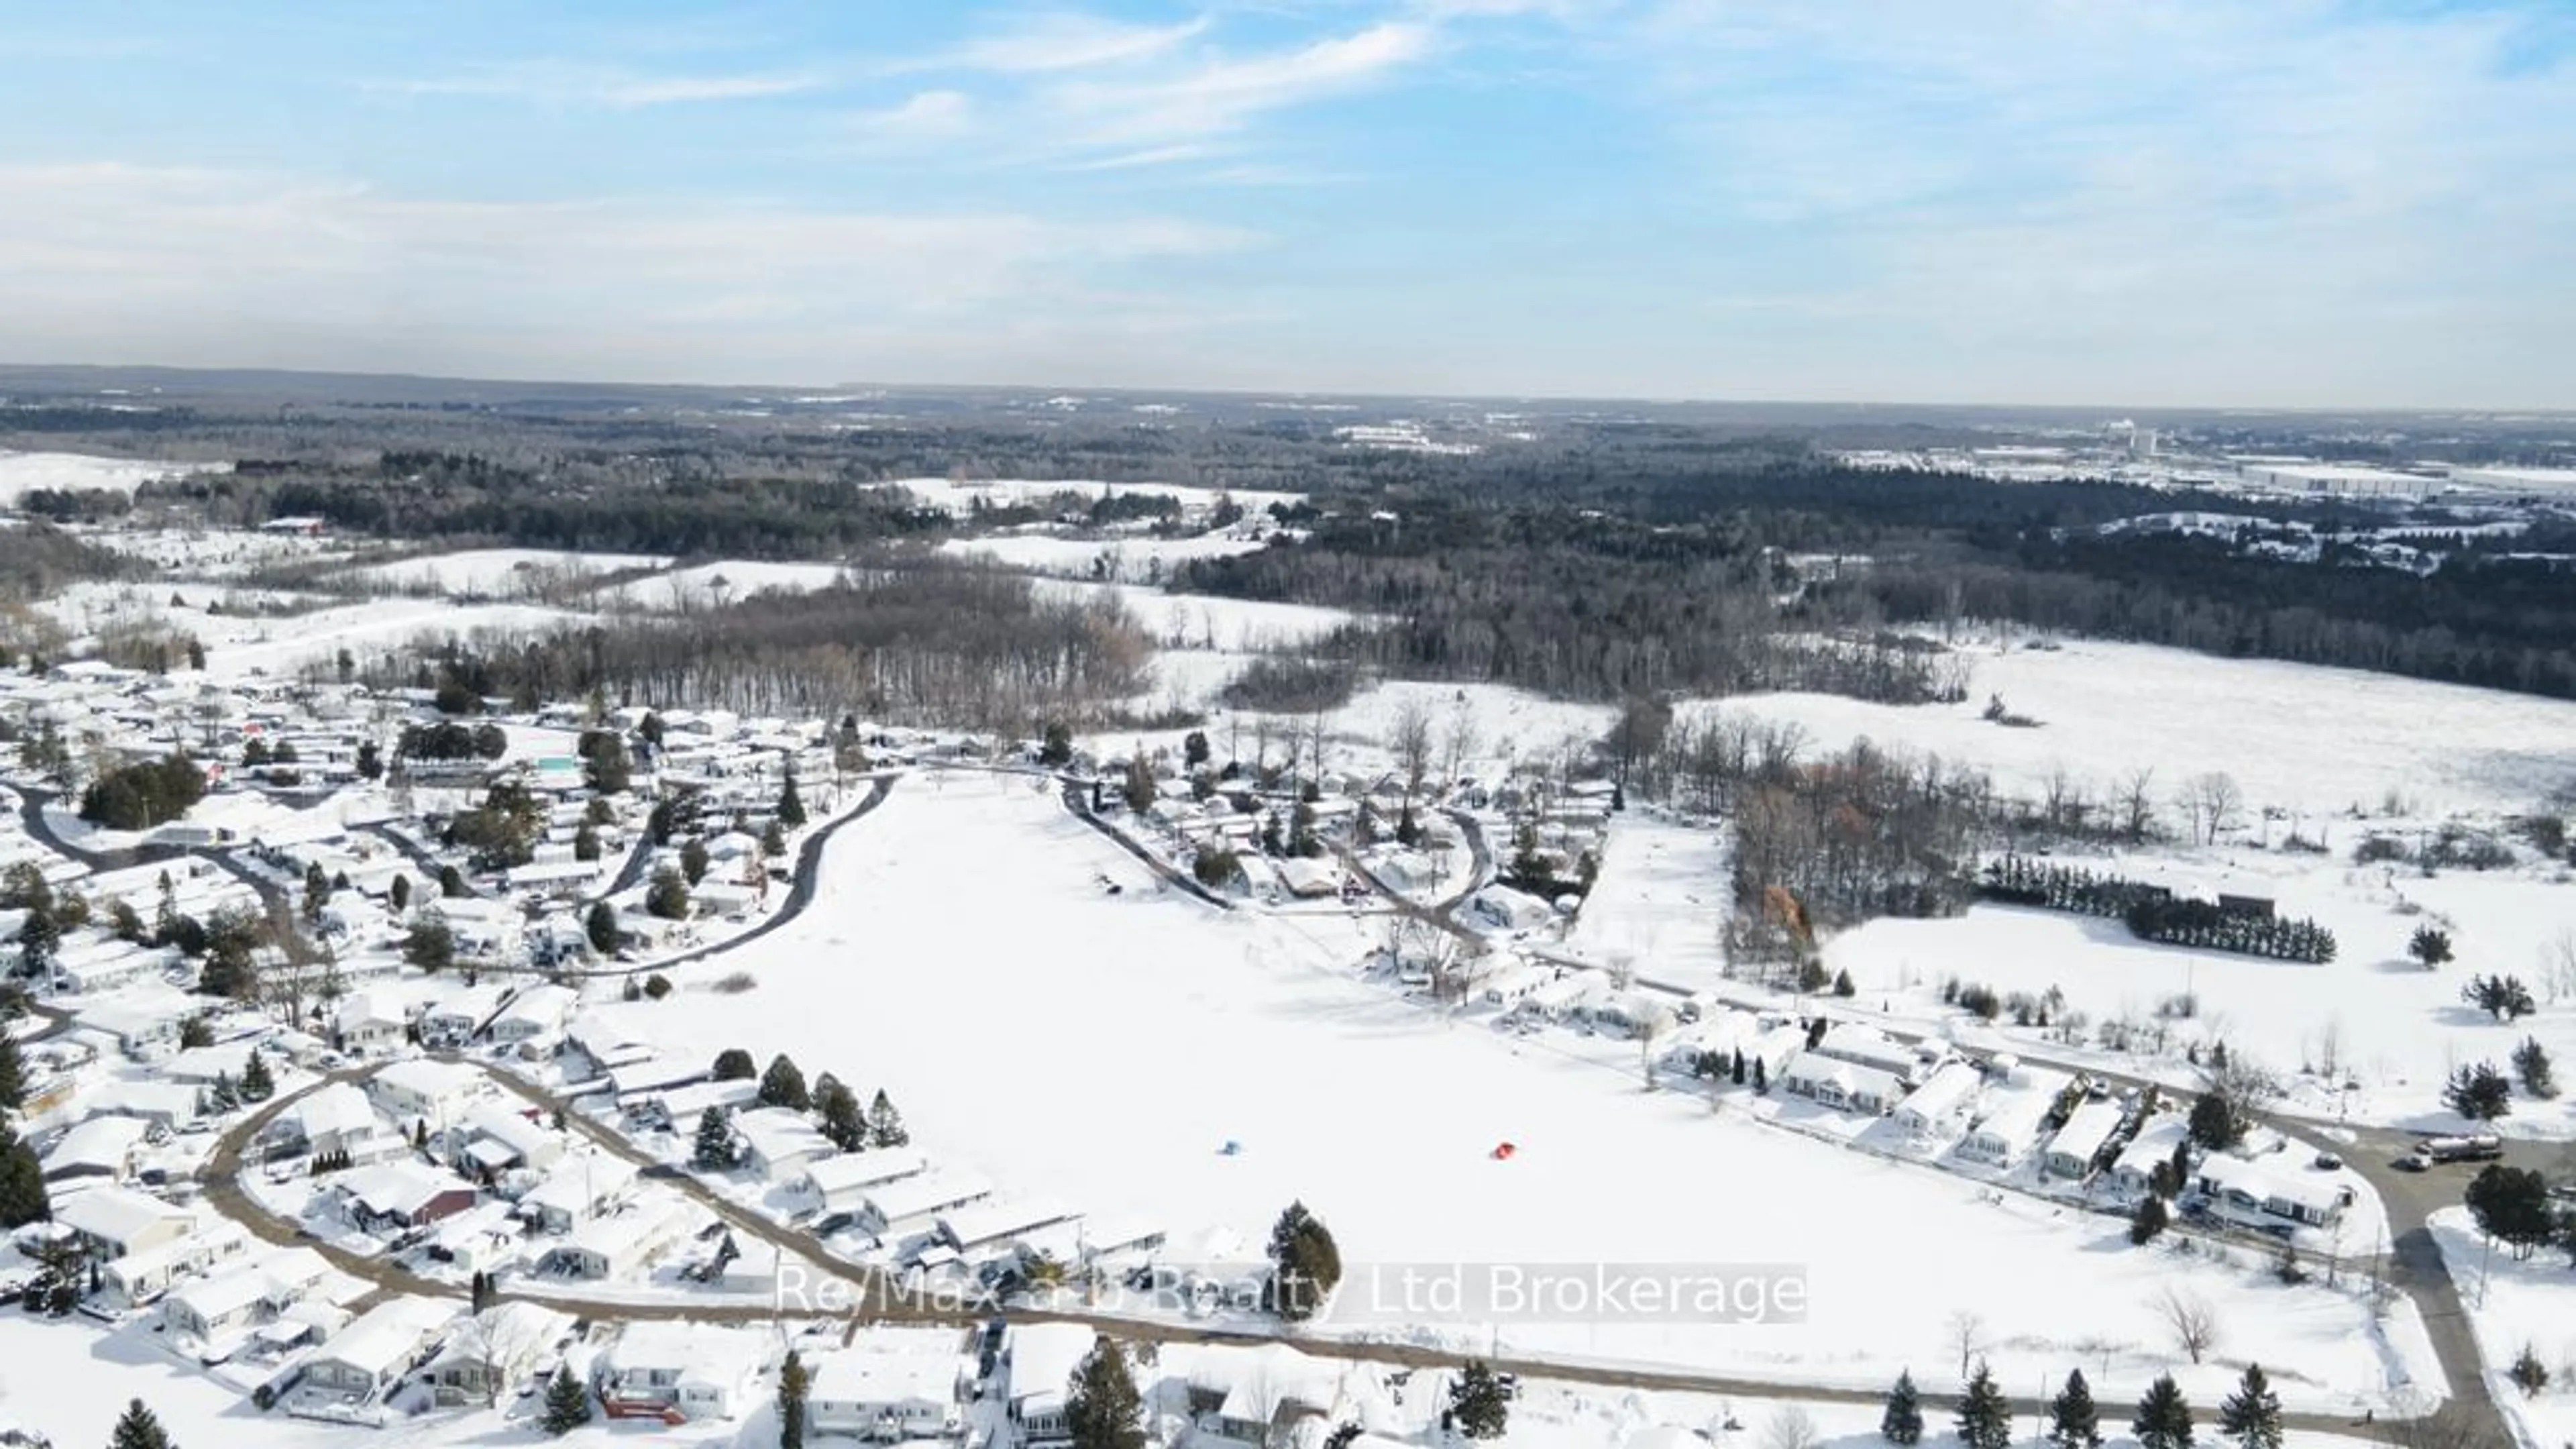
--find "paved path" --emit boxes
[356,820,476,898]
[1048,769,1233,910]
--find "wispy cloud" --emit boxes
[854,89,977,140]
[381,64,823,109]
[948,12,1212,73]
[0,162,1256,382]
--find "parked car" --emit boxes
[2394,1152,2432,1173]
[2311,1152,2343,1171]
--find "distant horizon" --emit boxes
[2,3,2571,410]
[7,358,2572,425]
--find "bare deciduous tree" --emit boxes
[1947,1309,1987,1381]
[1389,696,1436,804]
[2155,1287,2220,1364]
[1442,697,1481,788]
[1763,1404,1820,1449]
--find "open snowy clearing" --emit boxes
[197,596,596,680]
[591,558,851,610]
[608,771,2432,1410]
[0,448,228,502]
[1711,638,2576,821]
[877,475,1304,518]
[70,524,356,576]
[1821,845,2576,1136]
[939,529,1277,580]
[335,547,672,596]
[1038,578,1356,653]
[1564,813,1733,993]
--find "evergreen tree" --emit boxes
[2187,1091,2245,1151]
[2049,1370,2102,1449]
[2216,1364,2280,1449]
[712,1048,757,1081]
[586,900,620,955]
[1880,1370,1923,1445]
[2133,1375,2195,1449]
[2408,924,2453,968]
[0,1031,24,1112]
[541,1365,592,1436]
[1955,1360,2012,1449]
[778,1348,810,1449]
[2130,1193,2170,1246]
[1731,1049,1746,1086]
[694,1105,738,1171]
[1448,1361,1511,1441]
[1065,1337,1146,1449]
[867,1089,909,1147]
[1267,1201,1344,1322]
[646,865,692,920]
[815,1075,867,1152]
[680,838,711,886]
[108,1397,174,1449]
[0,1119,48,1228]
[17,906,60,981]
[2443,1061,2514,1120]
[209,1071,239,1112]
[239,1052,275,1102]
[759,1054,810,1112]
[777,770,808,829]
[2512,1036,2557,1099]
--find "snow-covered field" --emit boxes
[196,596,596,680]
[1822,844,2576,1136]
[336,547,672,596]
[878,475,1304,518]
[0,448,227,502]
[72,525,354,576]
[592,559,851,610]
[940,529,1276,580]
[1039,578,1354,653]
[1715,637,2576,820]
[1564,813,1733,993]
[2426,1208,2576,1449]
[610,771,2432,1411]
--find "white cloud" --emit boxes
[382,64,822,109]
[857,89,977,139]
[949,12,1212,73]
[0,162,1257,382]
[1040,21,1434,151]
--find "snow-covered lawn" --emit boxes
[1564,813,1733,993]
[0,449,227,503]
[335,547,672,596]
[1712,637,2576,820]
[2426,1207,2576,1449]
[603,771,2431,1411]
[1821,845,2576,1136]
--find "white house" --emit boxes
[1780,1050,1903,1115]
[732,1107,836,1181]
[160,1246,332,1347]
[808,1340,969,1442]
[55,1184,194,1260]
[598,1321,768,1422]
[420,985,506,1046]
[861,1171,994,1238]
[333,990,410,1052]
[490,983,577,1044]
[368,1057,487,1128]
[2197,1155,2349,1229]
[296,1295,458,1406]
[795,1149,926,1216]
[454,1100,565,1177]
[2109,1116,2192,1199]
[1955,1067,2072,1167]
[331,1160,479,1232]
[518,1152,640,1234]
[40,1114,148,1185]
[936,1199,1082,1260]
[1468,884,1554,932]
[541,1201,689,1281]
[262,1081,404,1166]
[100,1220,252,1305]
[1892,1061,1984,1140]
[633,1077,759,1137]
[1811,1023,1929,1083]
[2044,1099,2130,1181]
[427,1301,578,1407]
[1004,1323,1098,1446]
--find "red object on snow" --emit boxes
[1491,1141,1517,1161]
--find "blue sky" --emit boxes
[1,1,2569,407]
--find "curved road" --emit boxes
[196,1058,2393,1434]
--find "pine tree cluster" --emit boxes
[1981,857,2336,962]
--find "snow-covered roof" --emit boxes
[40,1114,148,1176]
[370,1057,484,1105]
[336,1160,474,1218]
[2047,1098,2129,1164]
[310,1295,457,1379]
[55,1185,191,1245]
[2112,1116,2192,1178]
[938,1199,1078,1251]
[604,1320,765,1381]
[798,1148,926,1197]
[865,1170,992,1224]
[1004,1322,1097,1409]
[807,1346,965,1407]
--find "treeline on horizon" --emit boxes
[7,400,2573,706]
